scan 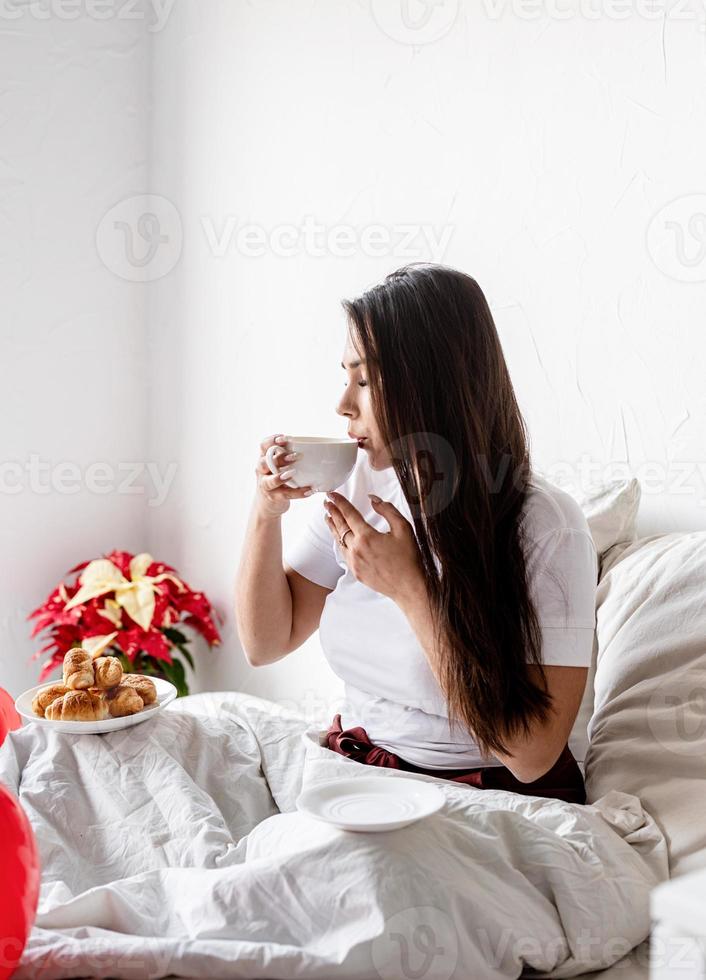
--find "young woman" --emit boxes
[235,264,598,804]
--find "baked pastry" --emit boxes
[62,648,94,690]
[120,673,157,705]
[45,689,109,722]
[103,685,144,718]
[32,683,70,718]
[93,656,123,689]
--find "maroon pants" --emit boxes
[324,713,586,805]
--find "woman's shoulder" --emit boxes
[522,471,592,546]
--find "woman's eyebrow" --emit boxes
[341,358,365,369]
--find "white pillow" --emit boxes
[546,475,642,558]
[554,477,642,765]
[584,531,706,877]
[578,477,641,557]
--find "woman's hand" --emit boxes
[323,491,426,605]
[255,434,314,518]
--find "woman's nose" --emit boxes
[335,389,355,418]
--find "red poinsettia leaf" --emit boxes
[27,584,67,620]
[29,606,82,638]
[66,559,91,577]
[138,629,174,664]
[171,590,220,633]
[27,601,51,622]
[182,614,221,646]
[79,598,119,632]
[152,555,180,575]
[29,617,54,639]
[38,654,64,683]
[30,642,56,662]
[150,588,172,628]
[115,625,171,664]
[104,550,134,578]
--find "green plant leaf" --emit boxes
[162,627,188,646]
[175,643,195,672]
[116,648,190,697]
[159,656,189,698]
[117,653,135,674]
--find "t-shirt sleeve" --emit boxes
[282,499,344,591]
[526,527,598,668]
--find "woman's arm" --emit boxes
[235,504,289,666]
[235,499,330,666]
[396,577,587,782]
[235,504,331,667]
[235,436,331,667]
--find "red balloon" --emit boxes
[0,783,40,979]
[0,689,21,747]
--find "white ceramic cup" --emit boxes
[265,436,358,492]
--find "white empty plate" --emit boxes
[15,677,177,734]
[296,776,446,832]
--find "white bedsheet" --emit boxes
[0,690,668,979]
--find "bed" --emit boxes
[2,476,704,979]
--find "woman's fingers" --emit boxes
[256,448,298,475]
[262,466,297,491]
[259,471,313,499]
[256,434,289,471]
[277,484,314,498]
[259,433,289,454]
[324,504,346,539]
[256,432,298,476]
[325,492,370,535]
[255,433,313,504]
[367,496,410,535]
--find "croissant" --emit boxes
[62,649,94,690]
[45,689,109,722]
[120,674,157,705]
[104,685,144,718]
[93,656,123,689]
[32,683,70,718]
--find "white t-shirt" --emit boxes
[283,454,598,770]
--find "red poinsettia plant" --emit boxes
[27,550,222,697]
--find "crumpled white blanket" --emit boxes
[0,690,668,980]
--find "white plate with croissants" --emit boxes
[15,646,177,733]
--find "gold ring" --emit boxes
[340,528,353,548]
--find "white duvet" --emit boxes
[0,690,668,980]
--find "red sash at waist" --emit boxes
[324,713,586,805]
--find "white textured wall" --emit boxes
[0,8,151,696]
[4,1,706,711]
[147,0,706,715]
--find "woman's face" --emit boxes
[335,332,389,469]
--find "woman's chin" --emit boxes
[366,448,393,471]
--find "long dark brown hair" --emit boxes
[342,263,556,758]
